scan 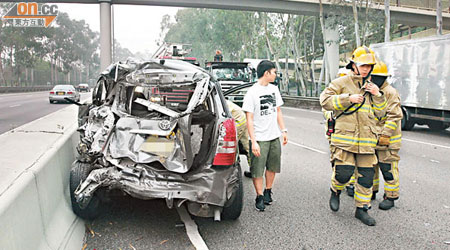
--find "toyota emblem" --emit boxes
[159,120,171,130]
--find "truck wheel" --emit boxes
[401,108,415,131]
[222,163,243,220]
[69,161,101,220]
[427,121,449,131]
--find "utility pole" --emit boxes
[384,0,390,42]
[352,0,361,47]
[99,0,112,70]
[436,0,442,35]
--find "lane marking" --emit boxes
[288,140,327,154]
[403,138,450,150]
[9,104,21,108]
[176,205,209,250]
[284,115,296,119]
[282,106,322,114]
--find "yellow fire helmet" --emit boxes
[349,46,376,66]
[372,60,389,76]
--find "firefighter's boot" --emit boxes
[329,189,340,212]
[355,207,376,226]
[346,185,354,197]
[379,196,395,210]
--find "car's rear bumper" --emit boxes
[74,162,239,210]
[49,95,78,101]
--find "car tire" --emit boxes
[69,160,101,220]
[222,162,243,220]
[49,100,53,104]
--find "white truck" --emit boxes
[371,34,450,130]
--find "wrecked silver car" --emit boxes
[69,59,243,221]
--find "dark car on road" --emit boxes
[70,59,243,221]
[76,83,90,92]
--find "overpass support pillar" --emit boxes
[99,0,112,70]
[324,17,340,81]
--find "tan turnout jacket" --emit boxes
[375,81,402,150]
[320,74,387,154]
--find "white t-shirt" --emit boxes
[242,82,284,141]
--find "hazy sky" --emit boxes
[57,3,180,54]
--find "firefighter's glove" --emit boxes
[378,135,390,146]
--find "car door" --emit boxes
[222,82,254,107]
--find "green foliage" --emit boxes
[0,4,129,86]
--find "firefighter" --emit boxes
[320,46,387,226]
[370,60,402,210]
[226,100,251,177]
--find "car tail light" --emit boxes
[67,91,73,94]
[50,91,54,94]
[213,118,237,166]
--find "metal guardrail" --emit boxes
[282,95,321,110]
[0,86,53,94]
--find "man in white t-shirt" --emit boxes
[242,60,288,212]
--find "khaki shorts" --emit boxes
[249,138,281,178]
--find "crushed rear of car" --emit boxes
[70,59,243,221]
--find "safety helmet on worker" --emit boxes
[371,59,389,87]
[346,46,376,69]
[371,60,389,76]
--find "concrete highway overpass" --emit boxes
[6,0,450,78]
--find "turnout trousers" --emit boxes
[330,147,377,208]
[373,149,400,199]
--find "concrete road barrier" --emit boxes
[0,105,84,250]
[0,86,53,93]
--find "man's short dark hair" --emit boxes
[257,60,276,79]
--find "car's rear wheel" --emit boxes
[222,163,243,220]
[69,160,101,220]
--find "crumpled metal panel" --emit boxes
[79,105,115,153]
[108,116,192,173]
[371,34,450,111]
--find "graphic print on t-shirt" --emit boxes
[259,93,276,116]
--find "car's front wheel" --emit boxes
[69,160,101,220]
[222,163,243,220]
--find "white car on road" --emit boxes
[49,85,80,103]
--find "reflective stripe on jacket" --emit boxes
[320,74,387,154]
[227,100,246,127]
[375,82,403,150]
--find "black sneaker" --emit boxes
[263,189,273,205]
[346,185,354,197]
[355,207,376,226]
[244,171,252,178]
[255,195,265,211]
